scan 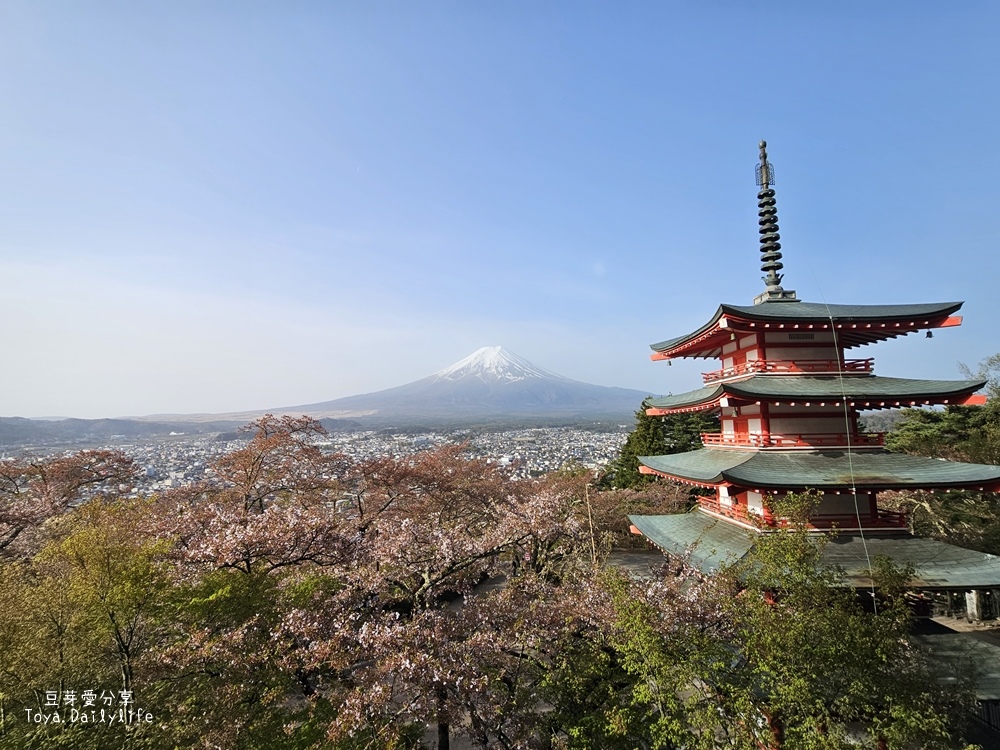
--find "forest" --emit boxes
[1,385,999,749]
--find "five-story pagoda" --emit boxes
[629,142,1000,592]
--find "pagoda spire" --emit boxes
[753,140,797,304]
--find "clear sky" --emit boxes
[2,2,998,418]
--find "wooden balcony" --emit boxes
[702,358,874,384]
[701,432,886,449]
[698,497,908,531]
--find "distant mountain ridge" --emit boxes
[0,416,223,449]
[0,416,363,449]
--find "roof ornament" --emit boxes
[753,140,798,304]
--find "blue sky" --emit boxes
[1,2,998,418]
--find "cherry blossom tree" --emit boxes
[0,449,136,555]
[137,416,357,748]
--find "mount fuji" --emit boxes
[0,348,651,445]
[283,346,650,427]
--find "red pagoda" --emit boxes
[629,142,1000,599]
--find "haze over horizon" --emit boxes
[2,3,998,419]
[121,345,650,422]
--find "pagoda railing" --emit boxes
[697,497,756,524]
[697,497,907,530]
[702,358,874,384]
[701,432,886,449]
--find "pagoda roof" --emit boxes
[914,634,1000,701]
[628,509,1000,588]
[644,375,986,414]
[628,511,754,571]
[650,300,964,359]
[638,448,1000,491]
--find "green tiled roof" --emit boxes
[629,509,1000,589]
[650,300,963,355]
[640,449,756,484]
[649,332,695,354]
[914,634,1000,700]
[721,301,963,321]
[645,383,721,410]
[638,449,1000,490]
[644,376,986,411]
[823,534,1000,589]
[628,512,755,571]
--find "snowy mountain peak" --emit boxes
[433,346,567,384]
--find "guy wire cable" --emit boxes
[755,140,877,610]
[817,288,879,615]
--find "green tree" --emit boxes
[604,493,980,749]
[886,352,1000,465]
[886,404,1000,465]
[0,499,168,750]
[604,569,733,749]
[600,405,718,489]
[882,353,1000,552]
[718,493,977,749]
[959,352,1000,399]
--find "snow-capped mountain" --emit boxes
[284,347,650,426]
[432,346,569,384]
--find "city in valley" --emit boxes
[6,425,631,497]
